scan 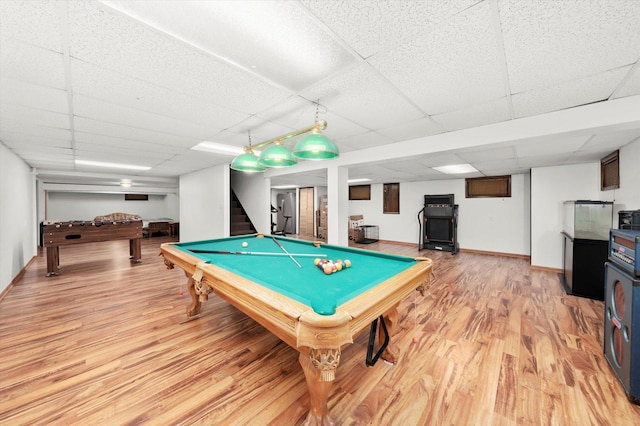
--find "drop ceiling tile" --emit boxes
[457,146,517,163]
[431,98,511,132]
[75,151,168,167]
[149,150,226,174]
[101,0,357,92]
[0,0,62,52]
[377,159,433,174]
[517,153,573,168]
[512,67,633,118]
[515,134,591,158]
[70,60,249,130]
[376,116,444,143]
[67,0,291,114]
[301,0,478,58]
[369,1,505,115]
[612,65,640,99]
[73,117,196,148]
[0,78,68,113]
[13,145,73,157]
[334,130,395,151]
[469,157,519,171]
[73,95,214,140]
[0,125,71,144]
[347,163,395,178]
[301,64,423,129]
[377,168,425,181]
[74,135,183,157]
[581,129,640,152]
[202,129,253,149]
[249,99,363,148]
[73,150,156,168]
[225,117,299,144]
[26,158,75,170]
[0,40,66,90]
[500,0,640,92]
[315,112,369,140]
[255,96,319,128]
[0,103,70,129]
[416,152,467,168]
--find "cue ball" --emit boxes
[242,242,248,248]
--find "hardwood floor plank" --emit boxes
[1,237,640,425]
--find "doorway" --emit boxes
[298,187,314,237]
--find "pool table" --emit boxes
[160,234,432,425]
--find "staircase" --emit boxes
[230,191,256,236]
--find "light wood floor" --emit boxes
[1,236,639,425]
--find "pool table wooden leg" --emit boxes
[380,303,399,364]
[299,350,339,426]
[185,276,202,317]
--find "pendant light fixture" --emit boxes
[230,131,266,172]
[230,101,339,173]
[258,140,297,168]
[292,120,339,160]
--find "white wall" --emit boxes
[529,139,639,269]
[530,163,603,269]
[0,144,37,293]
[348,173,531,255]
[180,165,229,242]
[614,138,640,212]
[164,193,180,220]
[45,192,176,220]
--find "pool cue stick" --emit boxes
[271,237,302,268]
[188,249,325,258]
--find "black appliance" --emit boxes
[609,229,640,278]
[619,210,640,231]
[420,194,458,254]
[603,262,640,404]
[561,200,613,300]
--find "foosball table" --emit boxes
[42,219,143,276]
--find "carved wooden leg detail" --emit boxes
[299,350,339,426]
[185,276,202,317]
[380,303,399,364]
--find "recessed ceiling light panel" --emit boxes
[433,164,478,174]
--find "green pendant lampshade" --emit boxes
[292,129,339,160]
[230,151,265,172]
[258,142,297,168]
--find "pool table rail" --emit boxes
[160,240,433,426]
[340,258,432,336]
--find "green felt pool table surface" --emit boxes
[172,234,417,315]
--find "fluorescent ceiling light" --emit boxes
[192,141,245,156]
[433,164,478,174]
[272,185,300,189]
[348,178,371,184]
[75,160,151,171]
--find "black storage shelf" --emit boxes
[561,232,607,300]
